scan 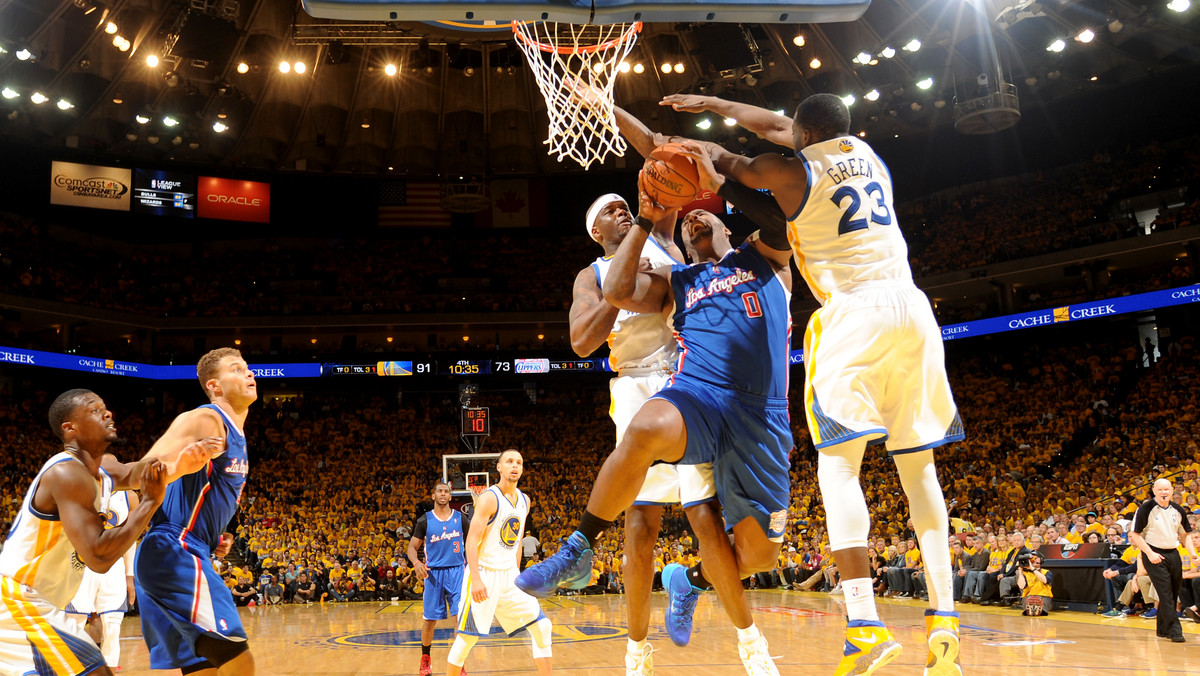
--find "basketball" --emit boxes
[642,143,701,208]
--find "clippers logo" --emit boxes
[199,177,270,223]
[768,510,787,535]
[515,358,550,374]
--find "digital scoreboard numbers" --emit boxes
[461,407,490,437]
[133,169,196,217]
[443,359,491,376]
[327,364,378,375]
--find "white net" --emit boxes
[511,21,642,170]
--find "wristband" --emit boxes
[635,216,654,233]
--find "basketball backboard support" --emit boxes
[444,452,501,497]
[301,0,871,24]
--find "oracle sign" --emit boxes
[198,176,270,223]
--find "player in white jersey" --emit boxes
[0,390,177,676]
[62,459,138,672]
[668,92,964,676]
[446,450,551,676]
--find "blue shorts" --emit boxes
[652,377,793,541]
[423,566,464,621]
[135,526,247,670]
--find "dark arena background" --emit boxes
[2,0,1200,674]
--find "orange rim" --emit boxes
[511,21,643,56]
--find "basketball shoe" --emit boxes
[834,620,902,676]
[924,610,962,676]
[515,531,593,597]
[625,642,654,675]
[663,563,701,646]
[419,654,432,676]
[737,633,780,676]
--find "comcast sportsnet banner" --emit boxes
[50,161,131,211]
[198,176,271,223]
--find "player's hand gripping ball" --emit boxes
[642,143,701,208]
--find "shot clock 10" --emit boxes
[461,407,491,436]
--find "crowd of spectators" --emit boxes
[3,330,1199,614]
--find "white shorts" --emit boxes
[456,567,544,637]
[63,566,128,616]
[803,283,963,454]
[610,371,718,507]
[0,576,105,676]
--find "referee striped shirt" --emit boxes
[1131,498,1192,549]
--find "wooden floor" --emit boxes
[115,590,1200,674]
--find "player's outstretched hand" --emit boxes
[215,532,234,559]
[470,574,488,603]
[636,170,680,224]
[675,141,725,195]
[139,459,169,504]
[412,560,429,580]
[173,436,224,476]
[660,94,716,113]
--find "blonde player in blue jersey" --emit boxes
[664,92,965,676]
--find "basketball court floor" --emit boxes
[115,590,1199,674]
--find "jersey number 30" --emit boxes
[830,181,892,236]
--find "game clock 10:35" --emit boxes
[443,359,492,375]
[461,407,490,436]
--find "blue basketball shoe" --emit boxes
[515,531,593,597]
[663,563,702,647]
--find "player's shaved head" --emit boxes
[795,93,851,142]
[48,389,96,440]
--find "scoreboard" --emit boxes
[132,169,196,217]
[322,357,609,377]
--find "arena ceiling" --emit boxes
[0,0,1197,177]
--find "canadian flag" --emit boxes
[483,179,547,228]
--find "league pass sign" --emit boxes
[133,169,196,217]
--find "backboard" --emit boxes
[301,0,871,24]
[443,452,501,497]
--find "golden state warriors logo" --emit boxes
[838,139,854,153]
[499,516,521,549]
[1053,306,1070,323]
[102,508,119,529]
[104,359,115,369]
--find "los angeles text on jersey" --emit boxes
[428,529,463,544]
[224,457,249,475]
[684,269,758,309]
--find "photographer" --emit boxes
[1015,552,1053,616]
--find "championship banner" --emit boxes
[50,161,132,211]
[198,176,271,223]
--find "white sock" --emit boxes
[844,577,880,622]
[928,571,955,612]
[736,623,761,644]
[627,638,648,653]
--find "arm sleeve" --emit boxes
[1176,504,1193,532]
[1131,501,1153,534]
[716,179,789,251]
[411,514,427,541]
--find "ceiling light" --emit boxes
[916,77,933,90]
[384,63,397,77]
[1025,76,1038,86]
[592,62,604,74]
[1,87,17,99]
[910,102,922,111]
[464,66,476,77]
[880,46,896,59]
[868,59,879,66]
[773,109,786,116]
[792,34,805,47]
[171,136,183,146]
[125,132,138,141]
[934,99,946,108]
[673,62,685,74]
[56,99,73,110]
[213,121,228,133]
[0,46,7,55]
[903,39,921,52]
[163,71,180,87]
[1047,39,1066,52]
[146,134,159,144]
[696,119,713,130]
[1076,29,1095,43]
[1108,20,1124,33]
[864,89,880,101]
[217,108,227,119]
[809,58,821,69]
[723,117,737,126]
[633,62,644,74]
[112,94,123,104]
[361,118,370,129]
[279,61,291,74]
[104,21,118,35]
[1167,0,1190,11]
[1090,75,1098,81]
[855,52,872,65]
[742,73,757,86]
[188,142,200,150]
[858,131,866,137]
[114,37,130,52]
[15,49,32,61]
[30,92,47,104]
[293,61,306,74]
[146,54,159,68]
[618,61,630,74]
[135,114,150,124]
[162,116,178,126]
[841,94,856,106]
[237,61,250,74]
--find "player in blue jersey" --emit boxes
[518,149,794,672]
[128,347,257,675]
[407,480,467,676]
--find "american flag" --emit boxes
[378,181,451,228]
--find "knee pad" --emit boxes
[193,633,249,668]
[448,634,477,666]
[528,617,553,650]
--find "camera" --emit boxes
[1016,552,1035,569]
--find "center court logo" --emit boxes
[307,623,626,650]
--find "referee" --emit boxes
[1129,478,1197,642]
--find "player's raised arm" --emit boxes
[464,490,499,603]
[568,266,622,357]
[48,457,168,573]
[661,95,794,149]
[107,409,226,490]
[602,180,677,314]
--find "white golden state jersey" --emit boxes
[788,136,913,304]
[592,237,682,372]
[477,485,528,571]
[0,452,105,607]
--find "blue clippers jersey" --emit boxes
[669,243,792,398]
[151,404,249,550]
[419,510,466,569]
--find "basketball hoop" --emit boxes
[511,20,643,169]
[470,484,487,501]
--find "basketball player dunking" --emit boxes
[671,92,965,676]
[447,450,552,676]
[407,480,467,676]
